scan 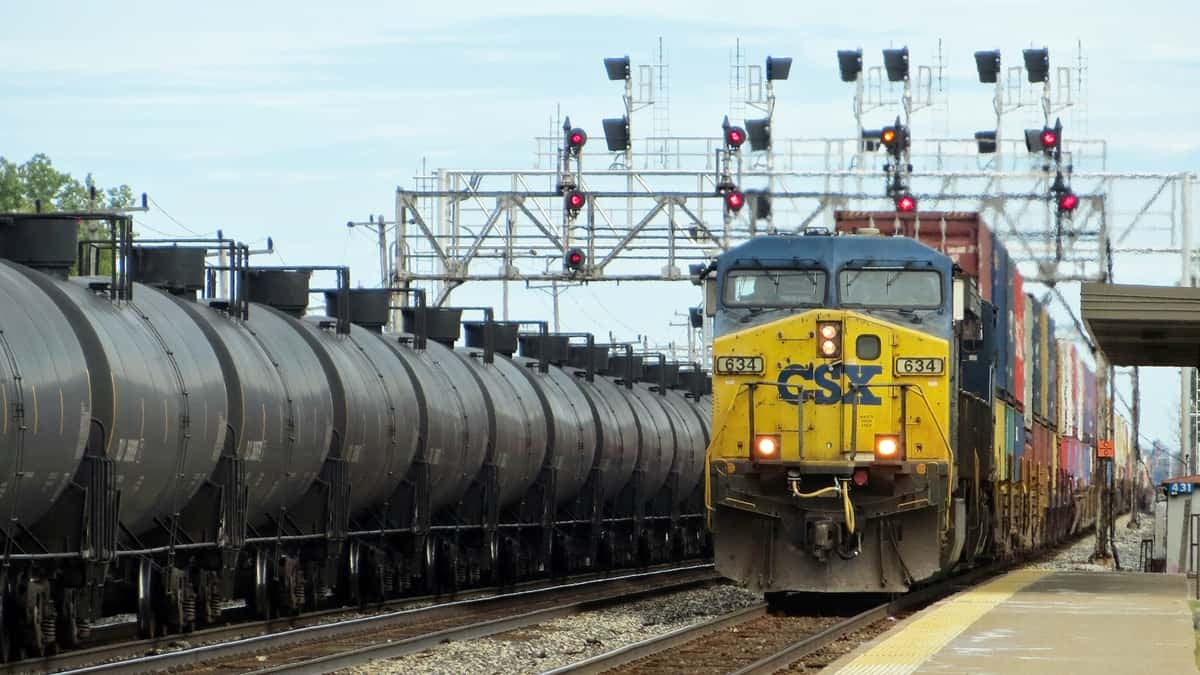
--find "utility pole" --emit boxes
[1130,366,1141,527]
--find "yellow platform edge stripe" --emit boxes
[828,569,1051,675]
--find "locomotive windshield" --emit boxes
[723,269,826,307]
[838,268,942,309]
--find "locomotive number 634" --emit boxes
[895,357,944,375]
[715,355,764,375]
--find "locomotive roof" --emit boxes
[717,233,953,273]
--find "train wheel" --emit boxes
[344,540,362,606]
[136,559,158,639]
[251,550,273,619]
[57,590,80,650]
[422,538,437,594]
[0,593,11,663]
[598,531,615,570]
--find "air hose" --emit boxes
[790,478,856,535]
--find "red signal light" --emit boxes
[1041,129,1058,147]
[725,190,745,211]
[726,127,746,148]
[565,246,585,272]
[568,128,587,150]
[564,190,586,212]
[1059,191,1079,212]
[895,194,916,212]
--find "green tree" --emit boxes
[0,153,138,274]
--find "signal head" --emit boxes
[564,189,586,213]
[567,128,587,151]
[725,190,746,212]
[881,128,897,144]
[564,246,585,272]
[725,125,747,148]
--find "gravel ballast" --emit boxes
[340,584,761,675]
[1028,512,1154,572]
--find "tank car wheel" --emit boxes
[0,592,11,663]
[437,541,459,594]
[251,550,273,619]
[344,540,362,606]
[421,538,437,594]
[483,532,500,584]
[57,590,80,650]
[598,531,616,570]
[637,531,653,566]
[136,559,159,639]
[668,528,684,561]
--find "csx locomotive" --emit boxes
[701,212,1129,595]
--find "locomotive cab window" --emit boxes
[838,268,942,309]
[723,269,827,307]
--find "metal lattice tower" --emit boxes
[652,37,670,156]
[381,41,1198,449]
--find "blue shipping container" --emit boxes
[992,243,1010,400]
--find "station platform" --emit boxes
[825,569,1197,674]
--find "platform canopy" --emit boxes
[1081,283,1200,367]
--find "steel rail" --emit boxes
[46,564,714,675]
[548,559,1019,675]
[540,603,769,675]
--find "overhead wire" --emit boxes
[147,196,202,236]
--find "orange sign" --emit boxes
[1097,440,1115,459]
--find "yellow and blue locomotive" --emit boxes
[701,229,988,594]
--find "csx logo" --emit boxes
[776,363,883,405]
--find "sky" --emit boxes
[2,1,1198,450]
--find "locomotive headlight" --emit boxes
[874,434,901,460]
[817,322,841,359]
[753,434,781,461]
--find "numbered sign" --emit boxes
[1096,440,1114,459]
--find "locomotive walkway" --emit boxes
[824,568,1195,674]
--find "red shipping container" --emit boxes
[833,211,994,301]
[1012,267,1025,406]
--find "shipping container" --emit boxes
[962,301,996,399]
[832,211,994,301]
[1032,421,1054,472]
[1047,323,1058,426]
[1030,295,1043,422]
[1012,265,1025,406]
[1023,292,1035,426]
[1081,364,1097,442]
[993,244,1010,399]
[994,400,1009,481]
[1060,340,1080,439]
[1006,403,1023,481]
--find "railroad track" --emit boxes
[19,563,715,675]
[547,562,1014,674]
